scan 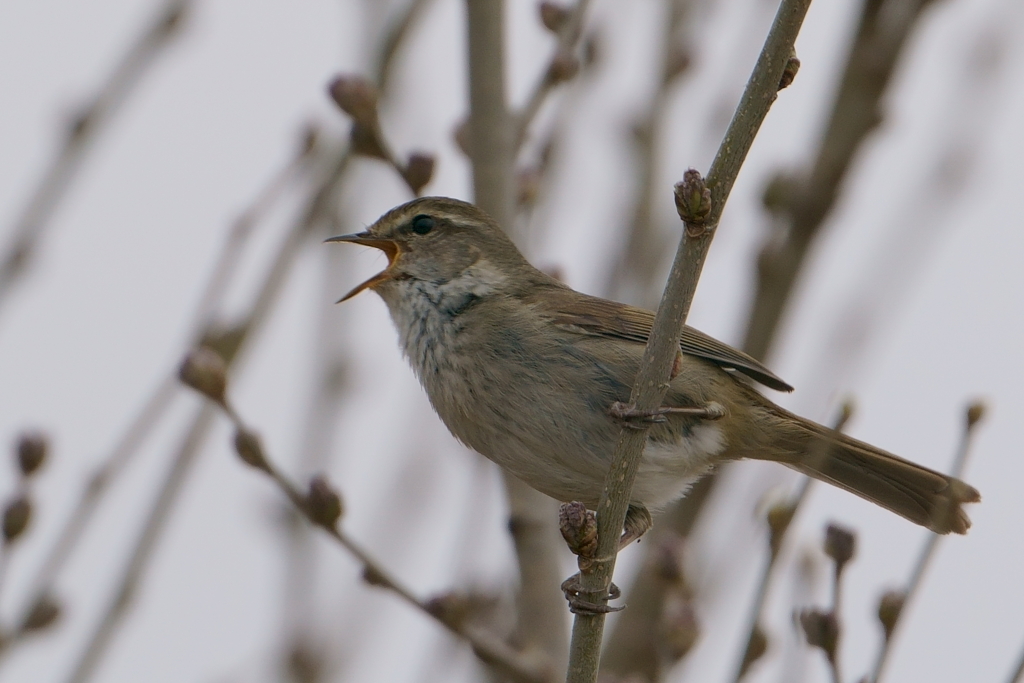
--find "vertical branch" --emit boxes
[608,2,944,674]
[0,0,190,318]
[566,2,813,681]
[465,0,570,671]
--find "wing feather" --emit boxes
[529,287,793,392]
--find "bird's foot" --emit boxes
[561,573,623,615]
[608,401,726,428]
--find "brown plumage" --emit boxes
[329,196,980,536]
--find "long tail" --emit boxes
[756,409,980,534]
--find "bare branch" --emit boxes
[180,360,559,683]
[742,0,942,361]
[0,0,191,318]
[466,0,571,672]
[565,1,814,680]
[868,401,985,683]
[59,145,353,683]
[515,0,593,152]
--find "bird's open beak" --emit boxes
[325,232,402,302]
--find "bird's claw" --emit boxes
[561,573,623,615]
[608,401,726,428]
[608,402,667,428]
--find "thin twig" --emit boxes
[565,1,813,681]
[203,393,557,683]
[374,0,438,91]
[868,403,984,683]
[1007,642,1024,683]
[0,0,190,319]
[606,0,694,307]
[61,146,353,683]
[514,0,592,152]
[64,404,217,683]
[729,403,853,683]
[0,142,311,657]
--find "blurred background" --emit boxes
[0,0,1022,682]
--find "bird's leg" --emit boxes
[608,401,726,428]
[561,504,652,614]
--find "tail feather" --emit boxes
[763,412,980,534]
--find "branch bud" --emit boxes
[877,589,905,641]
[402,152,436,195]
[16,432,48,477]
[766,501,797,558]
[966,401,986,430]
[362,565,388,588]
[306,475,344,529]
[778,49,800,90]
[233,429,268,471]
[3,497,31,542]
[559,501,598,560]
[823,523,856,574]
[799,609,839,661]
[179,347,228,403]
[547,50,580,83]
[21,594,61,632]
[538,2,570,33]
[327,75,379,128]
[761,171,798,214]
[673,169,712,235]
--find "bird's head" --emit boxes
[327,196,535,302]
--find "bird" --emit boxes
[327,196,979,545]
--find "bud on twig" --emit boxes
[539,2,570,33]
[179,347,228,403]
[3,497,31,542]
[799,609,839,661]
[306,475,343,529]
[766,501,797,558]
[778,48,800,90]
[16,432,48,477]
[21,594,61,632]
[327,75,379,128]
[425,592,472,629]
[402,153,435,195]
[674,169,712,235]
[966,401,986,430]
[559,501,598,560]
[233,429,268,471]
[362,565,389,588]
[761,171,798,214]
[823,523,856,574]
[877,589,905,641]
[547,51,580,83]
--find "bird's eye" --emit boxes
[411,215,435,235]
